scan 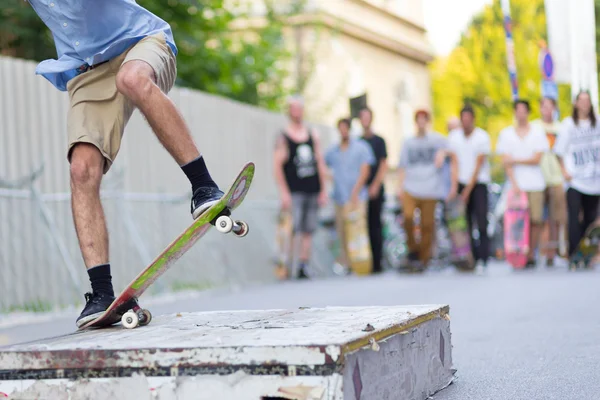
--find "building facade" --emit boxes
[245,0,434,167]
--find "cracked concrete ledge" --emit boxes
[0,305,455,400]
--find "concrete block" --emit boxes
[0,305,455,399]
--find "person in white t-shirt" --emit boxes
[446,105,492,270]
[496,99,549,267]
[553,91,600,264]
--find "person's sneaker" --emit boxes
[407,252,419,264]
[297,262,311,279]
[546,257,555,267]
[191,186,225,220]
[76,291,115,328]
[525,259,536,269]
[475,260,488,275]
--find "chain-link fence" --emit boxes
[0,55,343,313]
[0,165,346,312]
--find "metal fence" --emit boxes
[0,55,337,312]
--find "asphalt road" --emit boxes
[2,259,600,400]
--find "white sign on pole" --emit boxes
[544,0,599,108]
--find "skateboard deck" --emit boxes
[503,189,530,269]
[570,222,600,270]
[79,162,255,330]
[274,209,293,280]
[445,198,475,270]
[343,204,372,275]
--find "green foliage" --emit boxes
[429,0,600,183]
[0,0,55,61]
[0,0,299,111]
[138,0,297,110]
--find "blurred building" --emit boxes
[241,0,435,167]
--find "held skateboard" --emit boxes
[569,222,600,270]
[445,198,475,271]
[503,189,530,269]
[78,162,255,330]
[274,209,293,280]
[342,203,372,275]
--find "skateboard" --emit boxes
[569,222,600,270]
[78,162,255,330]
[274,209,293,280]
[342,204,372,275]
[503,189,530,269]
[445,198,475,270]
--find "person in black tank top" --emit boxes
[273,96,327,280]
[282,133,321,194]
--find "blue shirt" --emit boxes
[27,0,178,91]
[325,138,376,205]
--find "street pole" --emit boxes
[501,0,519,101]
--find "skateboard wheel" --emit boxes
[139,309,152,326]
[233,220,249,237]
[215,215,233,233]
[122,311,139,329]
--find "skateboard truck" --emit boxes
[214,214,249,237]
[121,300,152,329]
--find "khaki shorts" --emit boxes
[526,191,545,224]
[545,184,567,224]
[66,33,177,173]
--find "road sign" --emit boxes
[542,80,558,99]
[540,49,558,99]
[540,50,554,80]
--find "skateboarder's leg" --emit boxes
[527,191,545,264]
[418,199,437,265]
[461,184,481,263]
[114,34,222,219]
[69,145,109,270]
[547,184,567,262]
[581,193,599,236]
[291,193,318,278]
[401,193,419,261]
[65,54,139,326]
[367,195,384,272]
[566,188,583,257]
[334,205,350,267]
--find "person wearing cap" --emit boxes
[397,109,458,269]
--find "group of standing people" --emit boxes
[498,92,600,267]
[398,105,492,271]
[275,90,600,278]
[273,96,388,278]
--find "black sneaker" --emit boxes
[407,252,419,264]
[525,259,536,269]
[76,291,115,328]
[191,186,225,220]
[297,262,311,279]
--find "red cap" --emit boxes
[414,108,431,119]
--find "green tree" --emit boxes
[0,0,298,111]
[429,0,578,182]
[0,0,55,61]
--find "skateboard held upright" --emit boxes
[503,189,530,269]
[445,198,475,270]
[343,204,372,275]
[569,221,600,270]
[274,209,293,280]
[79,162,255,330]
